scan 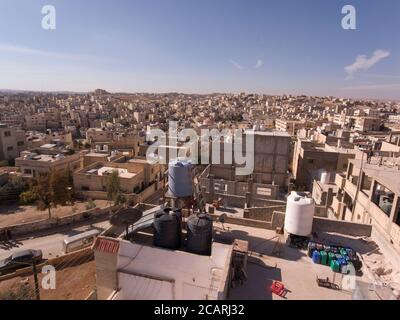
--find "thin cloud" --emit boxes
[0,43,109,62]
[229,59,244,70]
[340,83,400,90]
[359,73,400,79]
[254,59,263,69]
[344,49,390,80]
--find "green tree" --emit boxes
[33,173,53,219]
[106,170,121,205]
[51,170,74,206]
[0,160,9,167]
[19,189,39,205]
[0,177,28,202]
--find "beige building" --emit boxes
[354,117,382,132]
[331,158,400,262]
[15,146,82,178]
[73,159,162,201]
[0,124,26,162]
[93,231,232,300]
[292,138,356,189]
[201,131,291,187]
[86,128,142,157]
[275,119,305,136]
[25,114,46,131]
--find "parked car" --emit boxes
[0,249,43,275]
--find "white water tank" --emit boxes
[168,160,193,198]
[320,171,329,185]
[284,191,315,236]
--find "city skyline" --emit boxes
[0,0,400,99]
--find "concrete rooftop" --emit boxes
[212,222,383,300]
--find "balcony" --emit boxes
[344,179,357,199]
[334,173,346,189]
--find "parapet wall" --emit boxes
[271,211,372,237]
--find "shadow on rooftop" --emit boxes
[213,228,306,262]
[228,260,282,300]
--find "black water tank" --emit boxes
[153,208,182,250]
[186,214,213,256]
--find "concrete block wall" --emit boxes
[0,205,120,238]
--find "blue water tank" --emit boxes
[168,160,193,197]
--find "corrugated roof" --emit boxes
[93,237,120,254]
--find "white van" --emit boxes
[63,229,100,254]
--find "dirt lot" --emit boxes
[0,260,95,300]
[0,200,109,228]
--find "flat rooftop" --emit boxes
[245,130,291,138]
[349,158,400,194]
[20,154,64,162]
[213,222,387,300]
[85,152,109,157]
[112,240,232,300]
[89,166,136,179]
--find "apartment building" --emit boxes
[201,131,291,188]
[0,124,26,162]
[292,138,356,189]
[275,119,305,136]
[354,117,382,132]
[331,158,400,260]
[25,114,46,131]
[0,114,25,128]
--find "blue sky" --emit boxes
[0,0,399,99]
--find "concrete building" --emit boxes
[73,159,162,202]
[0,124,26,162]
[331,158,400,264]
[292,138,356,189]
[93,235,232,300]
[15,145,82,178]
[202,131,291,188]
[73,162,145,199]
[83,151,126,167]
[25,114,46,131]
[275,119,305,136]
[354,117,382,132]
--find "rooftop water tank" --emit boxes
[284,191,315,237]
[186,214,213,256]
[320,171,330,185]
[153,208,182,250]
[168,160,193,198]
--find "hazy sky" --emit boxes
[0,0,400,99]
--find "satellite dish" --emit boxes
[110,207,143,227]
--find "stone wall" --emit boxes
[0,205,120,238]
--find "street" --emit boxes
[0,219,110,260]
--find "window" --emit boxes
[361,172,372,194]
[17,141,24,146]
[347,163,354,179]
[7,146,13,151]
[308,159,314,164]
[372,181,394,217]
[4,131,11,137]
[343,192,353,212]
[24,169,32,174]
[393,198,400,227]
